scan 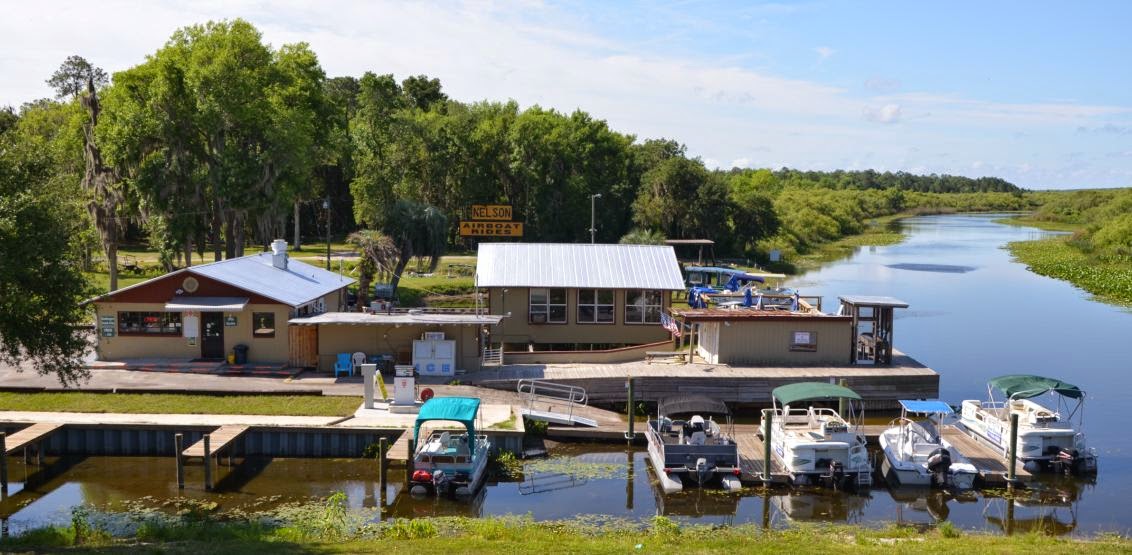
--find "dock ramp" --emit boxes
[517,379,598,428]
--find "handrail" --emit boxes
[517,379,588,405]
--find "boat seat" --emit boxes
[689,431,707,445]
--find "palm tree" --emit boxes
[383,200,448,294]
[347,230,398,311]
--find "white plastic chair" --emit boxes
[351,352,366,376]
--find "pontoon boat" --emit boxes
[646,395,742,493]
[408,396,492,497]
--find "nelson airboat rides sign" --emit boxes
[459,204,523,237]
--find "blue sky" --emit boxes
[2,0,1130,189]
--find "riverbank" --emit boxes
[1007,238,1132,306]
[2,509,1128,554]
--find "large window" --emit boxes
[253,312,276,338]
[577,289,615,324]
[118,311,182,336]
[625,290,663,324]
[529,288,567,324]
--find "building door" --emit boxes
[201,312,225,360]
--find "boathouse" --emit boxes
[475,243,686,351]
[676,308,852,365]
[89,240,352,366]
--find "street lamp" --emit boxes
[589,193,602,244]
[322,197,331,270]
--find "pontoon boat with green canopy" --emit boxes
[959,374,1096,475]
[762,382,871,490]
[409,396,492,497]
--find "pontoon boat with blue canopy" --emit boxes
[409,396,492,497]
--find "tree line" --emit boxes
[0,18,1034,381]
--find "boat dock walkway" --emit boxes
[940,426,1032,484]
[2,423,64,456]
[182,425,250,458]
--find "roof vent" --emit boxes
[271,239,288,270]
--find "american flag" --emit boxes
[660,312,682,337]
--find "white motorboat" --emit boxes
[879,400,978,489]
[408,396,492,497]
[959,374,1097,475]
[761,382,872,490]
[646,395,742,494]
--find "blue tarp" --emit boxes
[723,273,766,292]
[898,400,954,414]
[414,397,481,455]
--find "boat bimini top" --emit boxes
[772,382,861,408]
[988,375,1084,400]
[898,400,954,415]
[658,395,731,416]
[414,396,481,456]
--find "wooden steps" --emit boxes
[2,423,63,455]
[182,425,249,458]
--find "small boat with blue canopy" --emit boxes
[761,382,872,490]
[879,400,978,489]
[959,375,1097,475]
[409,396,492,497]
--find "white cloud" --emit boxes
[730,157,751,168]
[814,46,835,60]
[1,1,1130,188]
[863,103,902,124]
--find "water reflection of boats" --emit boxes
[982,495,1077,536]
[771,490,871,522]
[649,484,740,521]
[886,487,976,525]
[388,480,487,518]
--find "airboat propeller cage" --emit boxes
[658,395,731,416]
[771,382,862,407]
[988,375,1085,400]
[413,397,481,457]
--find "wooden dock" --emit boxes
[182,425,249,458]
[2,423,63,456]
[940,426,1031,484]
[387,430,412,462]
[734,426,789,484]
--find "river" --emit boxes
[1,213,1128,537]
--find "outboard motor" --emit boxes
[695,457,712,486]
[1055,448,1082,475]
[827,460,846,490]
[432,469,452,496]
[926,448,952,487]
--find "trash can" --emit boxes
[234,344,249,365]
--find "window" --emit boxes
[577,289,614,324]
[790,330,817,352]
[253,312,276,338]
[625,290,663,324]
[117,312,182,336]
[529,288,567,324]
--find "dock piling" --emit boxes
[203,434,212,491]
[406,439,415,476]
[838,378,848,418]
[762,410,773,483]
[625,377,635,441]
[174,434,185,489]
[1007,413,1019,487]
[36,442,44,466]
[0,432,7,491]
[378,437,388,493]
[625,448,634,510]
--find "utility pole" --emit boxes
[589,193,602,244]
[323,197,331,270]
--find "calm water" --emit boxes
[1,214,1128,537]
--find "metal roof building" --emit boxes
[475,243,685,290]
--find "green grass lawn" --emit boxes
[0,392,363,416]
[3,512,1128,554]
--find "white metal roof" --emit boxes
[475,243,685,290]
[838,295,910,308]
[289,312,503,326]
[186,253,353,307]
[164,297,249,312]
